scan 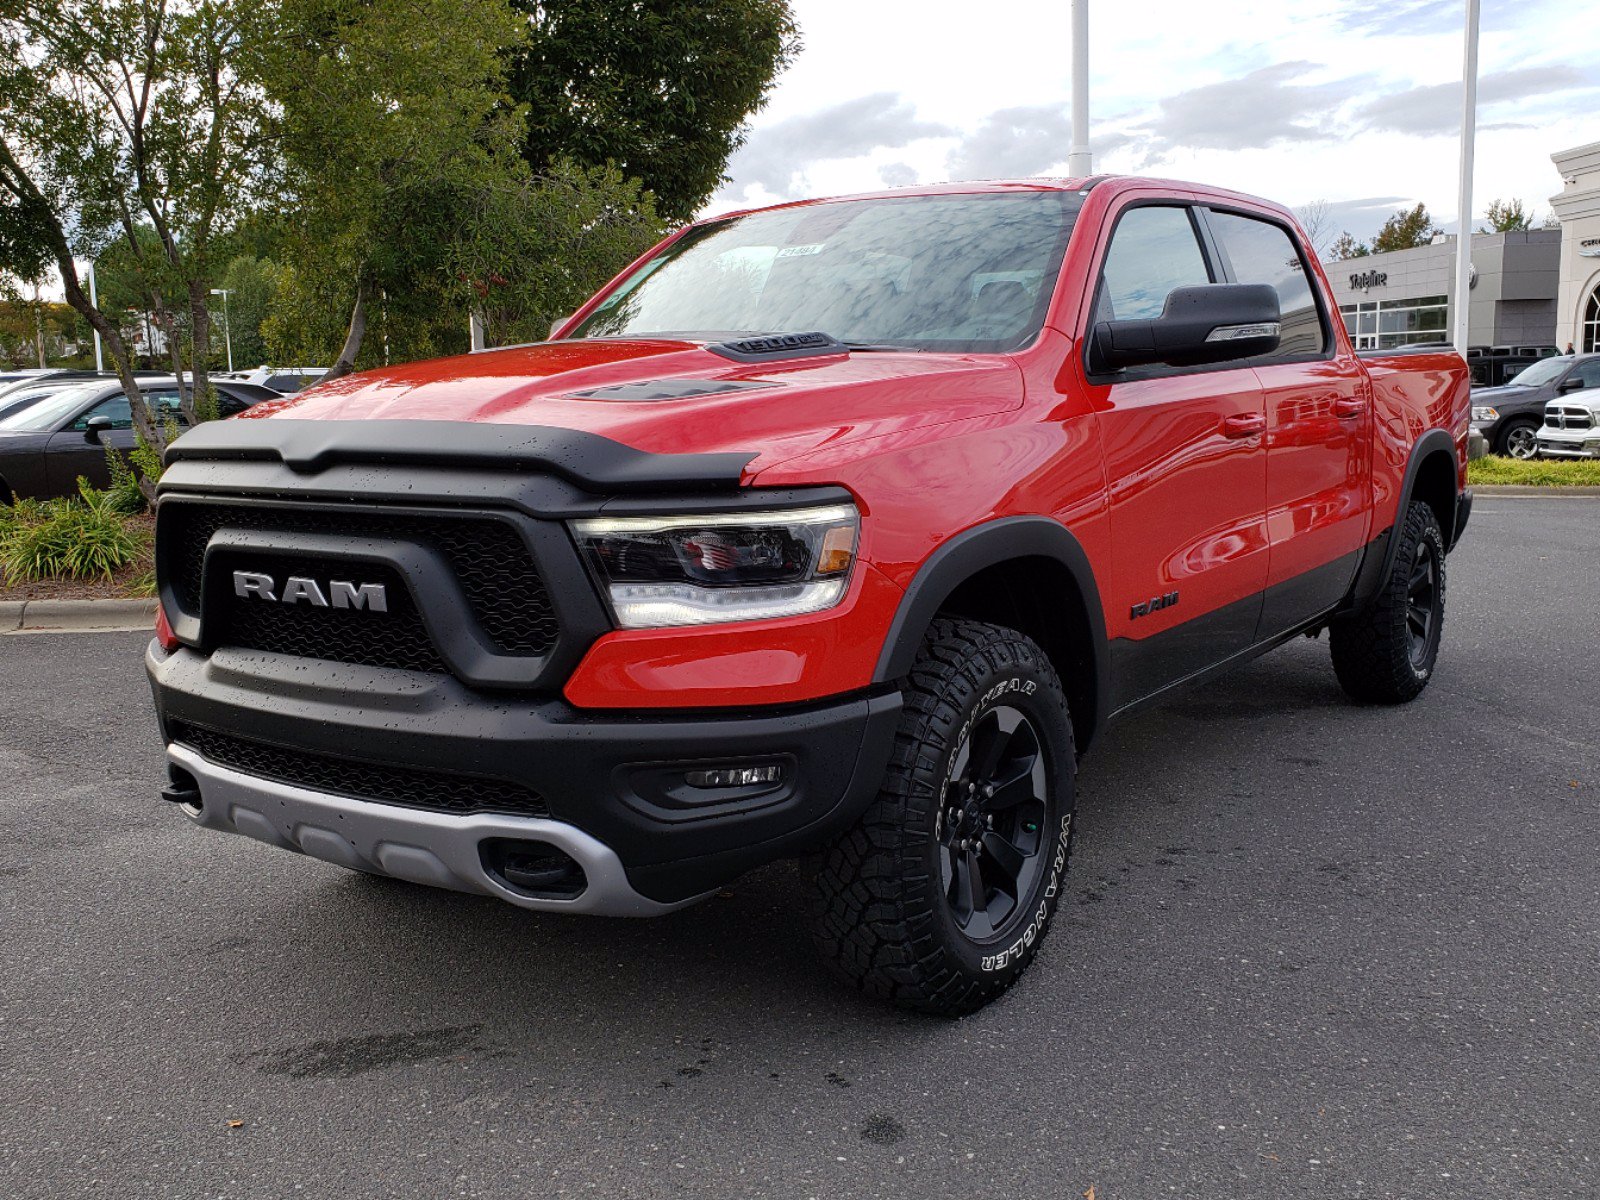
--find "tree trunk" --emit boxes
[55,263,166,502]
[152,291,186,401]
[324,283,367,381]
[187,278,213,426]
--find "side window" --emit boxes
[71,394,133,431]
[266,374,303,393]
[1096,206,1213,322]
[215,391,251,416]
[1570,360,1600,389]
[144,389,189,426]
[1208,210,1327,358]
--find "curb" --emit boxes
[5,597,158,633]
[1473,485,1600,496]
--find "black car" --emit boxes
[1471,354,1600,459]
[0,377,279,502]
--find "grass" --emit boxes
[1467,456,1600,487]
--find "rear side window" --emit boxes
[1208,210,1326,358]
[266,374,304,392]
[1096,206,1213,322]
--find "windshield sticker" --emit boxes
[776,243,825,259]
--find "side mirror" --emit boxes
[83,414,113,442]
[1557,376,1585,394]
[1090,283,1281,373]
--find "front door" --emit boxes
[45,388,185,494]
[1202,208,1374,636]
[1084,202,1271,710]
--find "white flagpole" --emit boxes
[1452,0,1480,354]
[1068,0,1091,178]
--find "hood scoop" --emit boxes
[566,378,778,403]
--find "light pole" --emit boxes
[209,288,234,373]
[1068,0,1091,177]
[1452,0,1480,355]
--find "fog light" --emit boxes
[685,764,784,789]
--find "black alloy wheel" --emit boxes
[1405,538,1439,669]
[936,705,1050,942]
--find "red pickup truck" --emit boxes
[147,176,1471,1015]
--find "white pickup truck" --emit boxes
[1537,390,1600,459]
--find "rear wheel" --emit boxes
[1498,419,1539,460]
[1329,500,1447,704]
[809,617,1076,1016]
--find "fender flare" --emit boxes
[872,515,1111,749]
[1347,428,1459,614]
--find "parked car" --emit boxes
[217,365,329,394]
[1471,354,1600,458]
[147,176,1470,1015]
[1536,385,1600,459]
[0,377,279,502]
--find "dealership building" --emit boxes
[1327,139,1600,356]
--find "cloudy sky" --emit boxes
[712,0,1600,244]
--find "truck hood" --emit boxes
[241,339,1023,476]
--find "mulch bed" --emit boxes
[0,513,155,603]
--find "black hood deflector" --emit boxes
[164,419,757,494]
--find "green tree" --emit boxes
[1328,232,1369,260]
[218,254,282,368]
[0,0,273,479]
[1479,198,1536,233]
[1370,203,1441,254]
[263,0,533,377]
[446,160,662,348]
[509,0,800,222]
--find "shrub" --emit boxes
[0,480,143,583]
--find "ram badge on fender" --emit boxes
[146,176,1472,1016]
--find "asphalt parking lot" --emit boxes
[2,495,1597,1200]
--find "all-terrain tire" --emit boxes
[1329,500,1447,704]
[809,617,1077,1016]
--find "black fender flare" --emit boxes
[872,515,1111,750]
[1346,428,1460,614]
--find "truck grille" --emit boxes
[171,721,550,819]
[1546,406,1595,430]
[162,502,560,670]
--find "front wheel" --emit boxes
[1329,500,1447,704]
[1499,419,1539,460]
[809,617,1077,1016]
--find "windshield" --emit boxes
[568,190,1084,354]
[0,382,105,431]
[1506,357,1569,387]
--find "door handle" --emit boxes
[1221,413,1267,438]
[1333,396,1366,419]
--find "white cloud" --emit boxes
[715,0,1598,232]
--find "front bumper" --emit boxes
[1535,430,1600,459]
[148,643,901,910]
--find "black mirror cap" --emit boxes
[1091,283,1282,373]
[1557,376,1584,393]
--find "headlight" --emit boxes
[571,502,859,628]
[1471,406,1498,422]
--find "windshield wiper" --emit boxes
[840,341,924,353]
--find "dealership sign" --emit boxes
[1349,270,1388,291]
[1580,238,1600,259]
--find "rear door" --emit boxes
[1202,207,1372,637]
[1085,200,1270,709]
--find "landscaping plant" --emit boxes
[0,479,143,583]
